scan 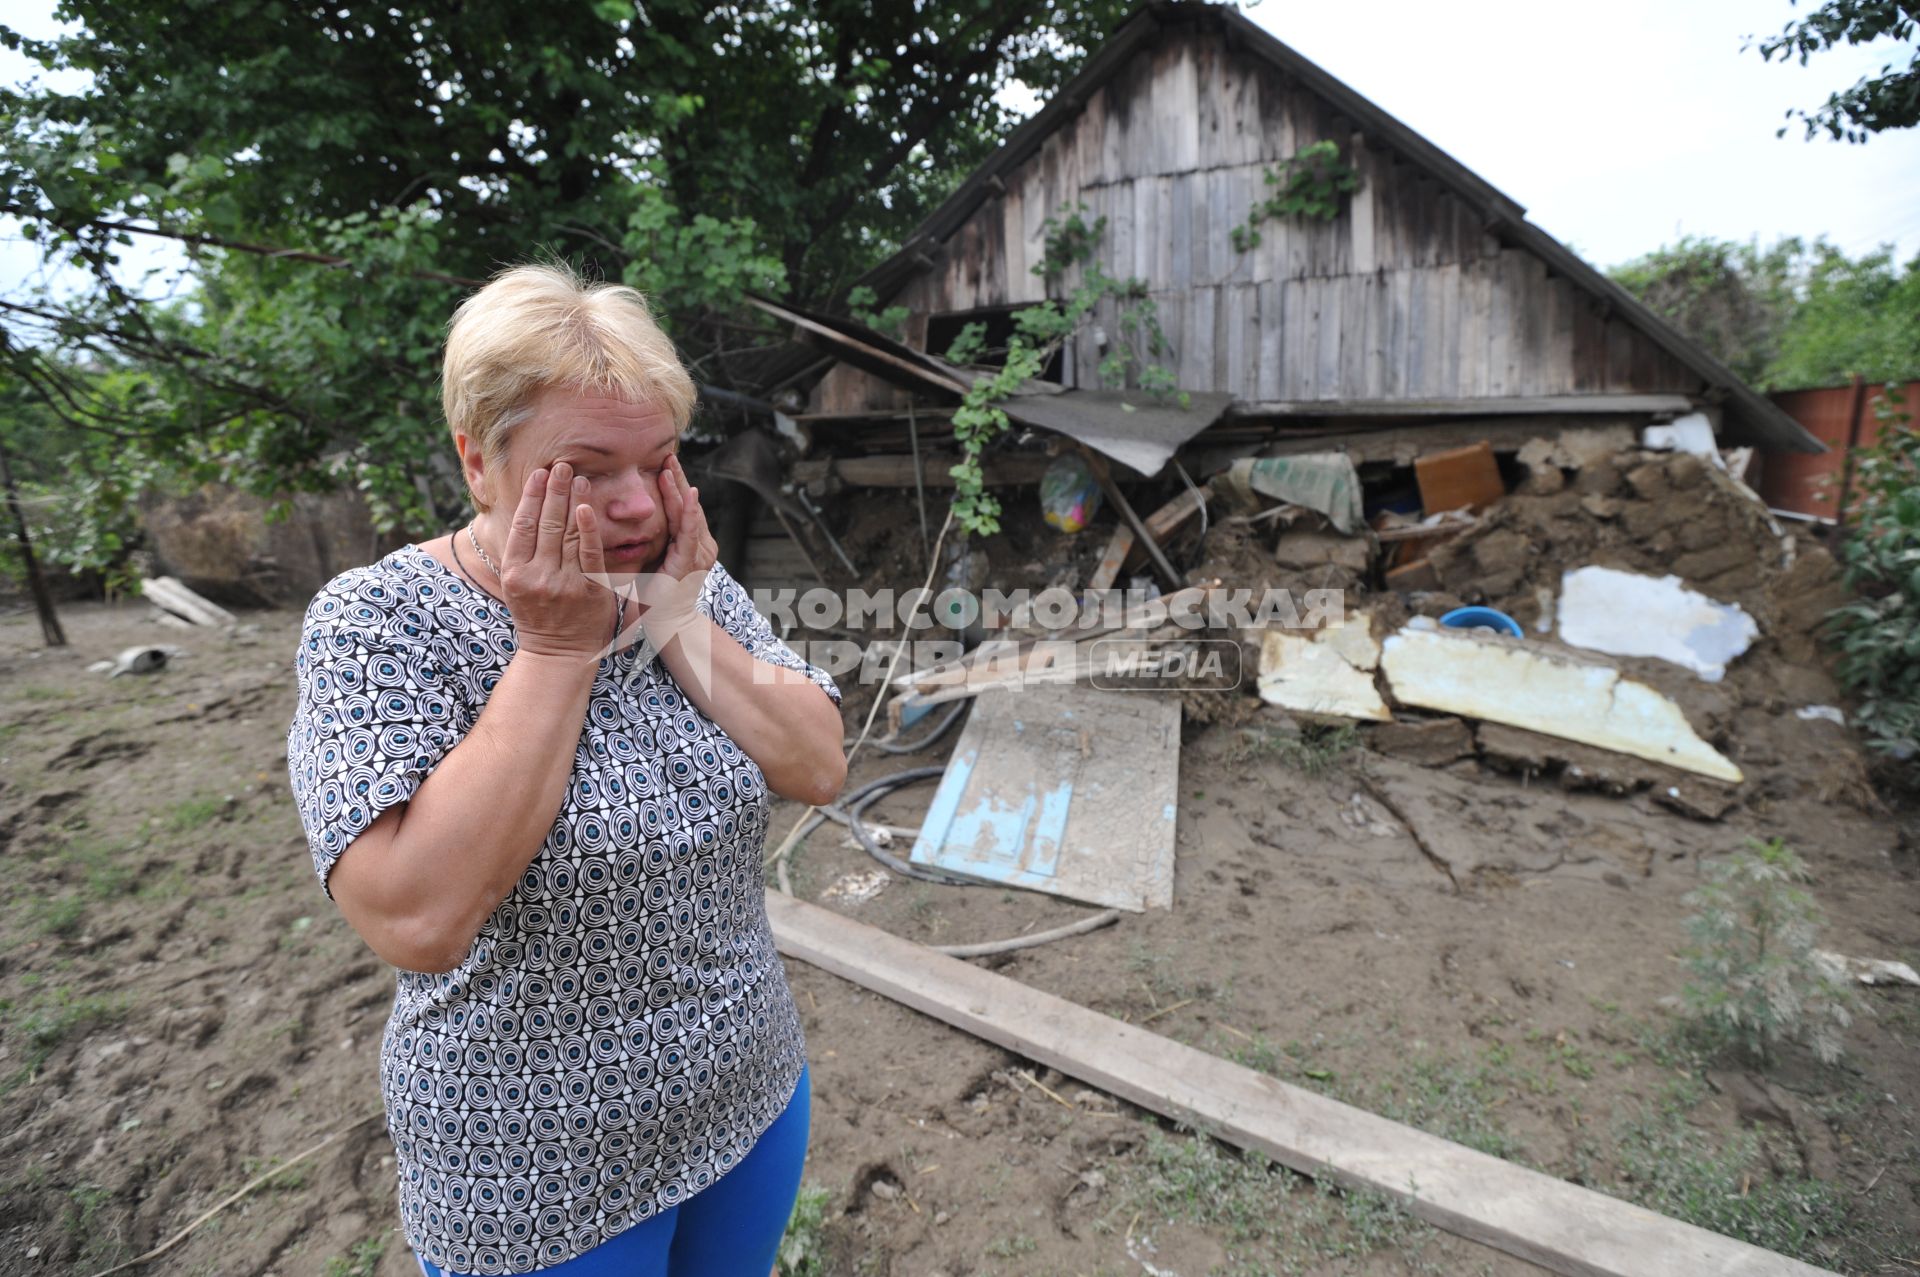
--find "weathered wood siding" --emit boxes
[814,29,1703,414]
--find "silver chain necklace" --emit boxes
[466,523,502,579]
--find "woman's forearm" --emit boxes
[652,615,847,808]
[335,648,599,971]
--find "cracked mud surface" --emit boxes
[1,594,1916,1276]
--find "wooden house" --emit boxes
[781,2,1821,468]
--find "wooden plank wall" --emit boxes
[818,31,1704,413]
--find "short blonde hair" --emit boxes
[442,261,696,511]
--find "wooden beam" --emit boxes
[746,296,967,397]
[1224,394,1691,419]
[1087,523,1135,593]
[1077,445,1183,591]
[767,893,1835,1277]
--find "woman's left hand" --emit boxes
[656,454,718,585]
[626,454,717,642]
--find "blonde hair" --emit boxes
[442,261,696,511]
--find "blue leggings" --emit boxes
[417,1065,810,1277]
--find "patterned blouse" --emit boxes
[286,544,838,1275]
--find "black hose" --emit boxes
[850,698,969,755]
[789,764,936,859]
[839,765,973,885]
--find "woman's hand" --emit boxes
[500,461,615,660]
[630,453,718,635]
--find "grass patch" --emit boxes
[1128,943,1193,1005]
[1116,1127,1438,1274]
[0,986,132,1094]
[61,1182,130,1269]
[321,1236,387,1277]
[163,794,227,836]
[1231,721,1358,775]
[777,1182,832,1277]
[34,894,87,937]
[1611,1096,1850,1263]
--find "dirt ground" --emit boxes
[2,535,1917,1275]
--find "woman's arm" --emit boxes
[634,455,847,808]
[327,648,597,974]
[324,463,617,974]
[651,614,847,808]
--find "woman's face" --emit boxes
[464,385,680,573]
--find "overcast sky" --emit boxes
[3,0,1917,302]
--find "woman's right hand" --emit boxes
[500,461,615,660]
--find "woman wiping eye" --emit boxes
[285,260,847,1277]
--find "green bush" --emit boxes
[1826,384,1920,762]
[1680,838,1854,1065]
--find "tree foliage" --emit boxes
[1750,0,1920,142]
[1609,236,1920,391]
[0,0,1133,538]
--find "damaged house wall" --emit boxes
[807,5,1819,459]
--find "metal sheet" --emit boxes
[908,683,1181,911]
[1000,389,1234,476]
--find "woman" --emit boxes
[287,262,847,1277]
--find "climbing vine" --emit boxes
[845,285,910,340]
[1229,140,1358,252]
[943,204,1183,535]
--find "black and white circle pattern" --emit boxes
[288,547,836,1274]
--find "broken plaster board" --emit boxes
[908,683,1179,912]
[1557,566,1757,683]
[1256,618,1390,722]
[1379,628,1744,784]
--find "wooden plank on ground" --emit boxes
[767,893,1837,1277]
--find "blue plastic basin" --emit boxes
[1439,606,1524,638]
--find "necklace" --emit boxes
[451,527,626,649]
[467,522,502,579]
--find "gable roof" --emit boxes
[848,2,1821,453]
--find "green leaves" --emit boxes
[1231,140,1357,253]
[1826,385,1920,761]
[1751,0,1919,143]
[1610,236,1920,391]
[943,204,1185,536]
[1680,837,1855,1066]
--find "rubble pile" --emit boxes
[1350,446,1866,812]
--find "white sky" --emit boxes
[1243,0,1920,266]
[3,0,1916,304]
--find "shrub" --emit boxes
[1827,383,1920,763]
[1679,838,1854,1065]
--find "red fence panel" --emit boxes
[1759,379,1919,520]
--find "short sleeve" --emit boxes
[286,598,470,900]
[699,562,842,706]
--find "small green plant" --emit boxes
[945,203,1185,535]
[1230,140,1359,252]
[777,1182,832,1276]
[845,285,909,340]
[1232,721,1357,774]
[1826,382,1919,764]
[983,1232,1038,1258]
[321,1235,387,1277]
[1679,838,1855,1065]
